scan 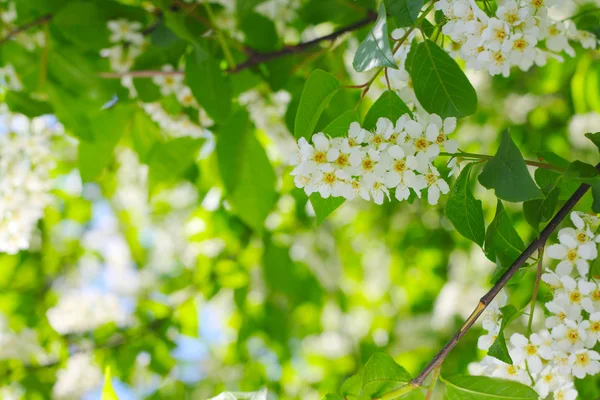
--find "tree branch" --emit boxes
[379,163,599,399]
[408,166,597,386]
[0,14,52,46]
[98,13,377,79]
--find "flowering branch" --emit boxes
[379,164,598,397]
[0,13,52,46]
[99,13,377,79]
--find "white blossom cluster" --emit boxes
[101,19,146,74]
[53,353,103,399]
[0,63,23,91]
[0,110,57,254]
[0,313,44,363]
[291,112,458,205]
[471,212,600,400]
[435,0,598,77]
[46,291,131,335]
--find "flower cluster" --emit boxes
[53,353,103,399]
[151,64,199,108]
[46,290,131,335]
[291,112,458,205]
[0,111,57,254]
[471,212,600,400]
[101,19,146,73]
[0,64,23,91]
[0,313,44,363]
[435,0,598,77]
[0,0,44,50]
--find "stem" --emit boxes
[355,1,435,106]
[527,247,544,337]
[378,383,419,400]
[385,68,391,90]
[440,152,565,172]
[398,165,597,388]
[203,0,236,68]
[425,366,441,400]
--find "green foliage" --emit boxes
[309,194,345,226]
[478,131,544,202]
[352,4,398,72]
[485,201,525,275]
[101,368,120,400]
[294,70,341,140]
[217,110,276,232]
[362,90,411,130]
[488,305,518,364]
[443,375,539,399]
[444,164,485,247]
[185,48,232,122]
[409,40,477,117]
[384,0,424,27]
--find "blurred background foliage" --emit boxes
[0,0,599,399]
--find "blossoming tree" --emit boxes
[0,0,600,399]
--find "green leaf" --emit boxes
[534,150,570,169]
[363,90,411,131]
[176,297,198,337]
[488,305,518,364]
[101,367,119,400]
[341,372,364,400]
[217,110,277,232]
[240,12,280,52]
[352,4,398,72]
[146,137,203,190]
[444,164,485,247]
[322,110,360,138]
[484,200,525,275]
[564,160,600,184]
[384,0,424,27]
[535,169,580,201]
[294,70,341,140]
[443,375,538,400]
[585,132,600,151]
[78,104,137,182]
[310,194,345,226]
[409,40,477,118]
[478,131,544,202]
[52,2,110,50]
[5,91,52,117]
[523,186,560,231]
[185,47,232,122]
[322,395,344,400]
[359,353,412,399]
[592,181,600,213]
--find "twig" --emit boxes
[377,163,598,398]
[439,151,565,172]
[527,247,545,336]
[99,13,377,79]
[425,366,441,400]
[0,13,52,46]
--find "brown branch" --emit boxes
[407,165,598,387]
[99,12,377,79]
[0,14,52,46]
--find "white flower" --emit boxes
[568,349,600,379]
[481,291,507,332]
[491,360,530,385]
[534,365,562,398]
[152,65,184,96]
[481,18,510,51]
[547,234,594,277]
[477,328,499,351]
[107,19,144,45]
[551,319,588,352]
[545,298,581,329]
[424,166,450,205]
[509,333,552,373]
[581,283,600,313]
[552,384,578,400]
[176,86,198,108]
[546,22,575,57]
[584,312,600,347]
